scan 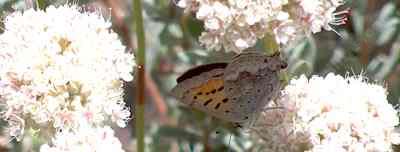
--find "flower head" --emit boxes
[252,73,400,152]
[40,126,124,152]
[293,0,349,34]
[0,5,135,140]
[176,0,348,53]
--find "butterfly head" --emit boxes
[264,52,287,72]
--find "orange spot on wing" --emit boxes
[189,79,226,107]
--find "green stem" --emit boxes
[133,0,146,152]
[35,0,46,10]
[133,0,146,62]
[135,103,145,152]
[262,33,279,55]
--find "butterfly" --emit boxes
[171,51,287,127]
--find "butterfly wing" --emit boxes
[224,51,286,81]
[171,51,287,124]
[171,63,242,122]
[223,51,286,123]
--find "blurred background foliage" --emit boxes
[0,0,399,151]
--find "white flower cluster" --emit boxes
[176,0,348,53]
[252,73,400,152]
[0,4,134,150]
[40,126,124,152]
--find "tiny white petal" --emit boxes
[0,5,134,139]
[252,73,400,151]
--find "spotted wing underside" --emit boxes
[171,63,241,122]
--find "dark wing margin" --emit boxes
[176,63,228,83]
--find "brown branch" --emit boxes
[145,73,168,123]
[101,0,133,49]
[359,39,370,65]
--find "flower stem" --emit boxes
[203,127,211,152]
[133,0,146,151]
[35,0,46,10]
[262,33,279,56]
